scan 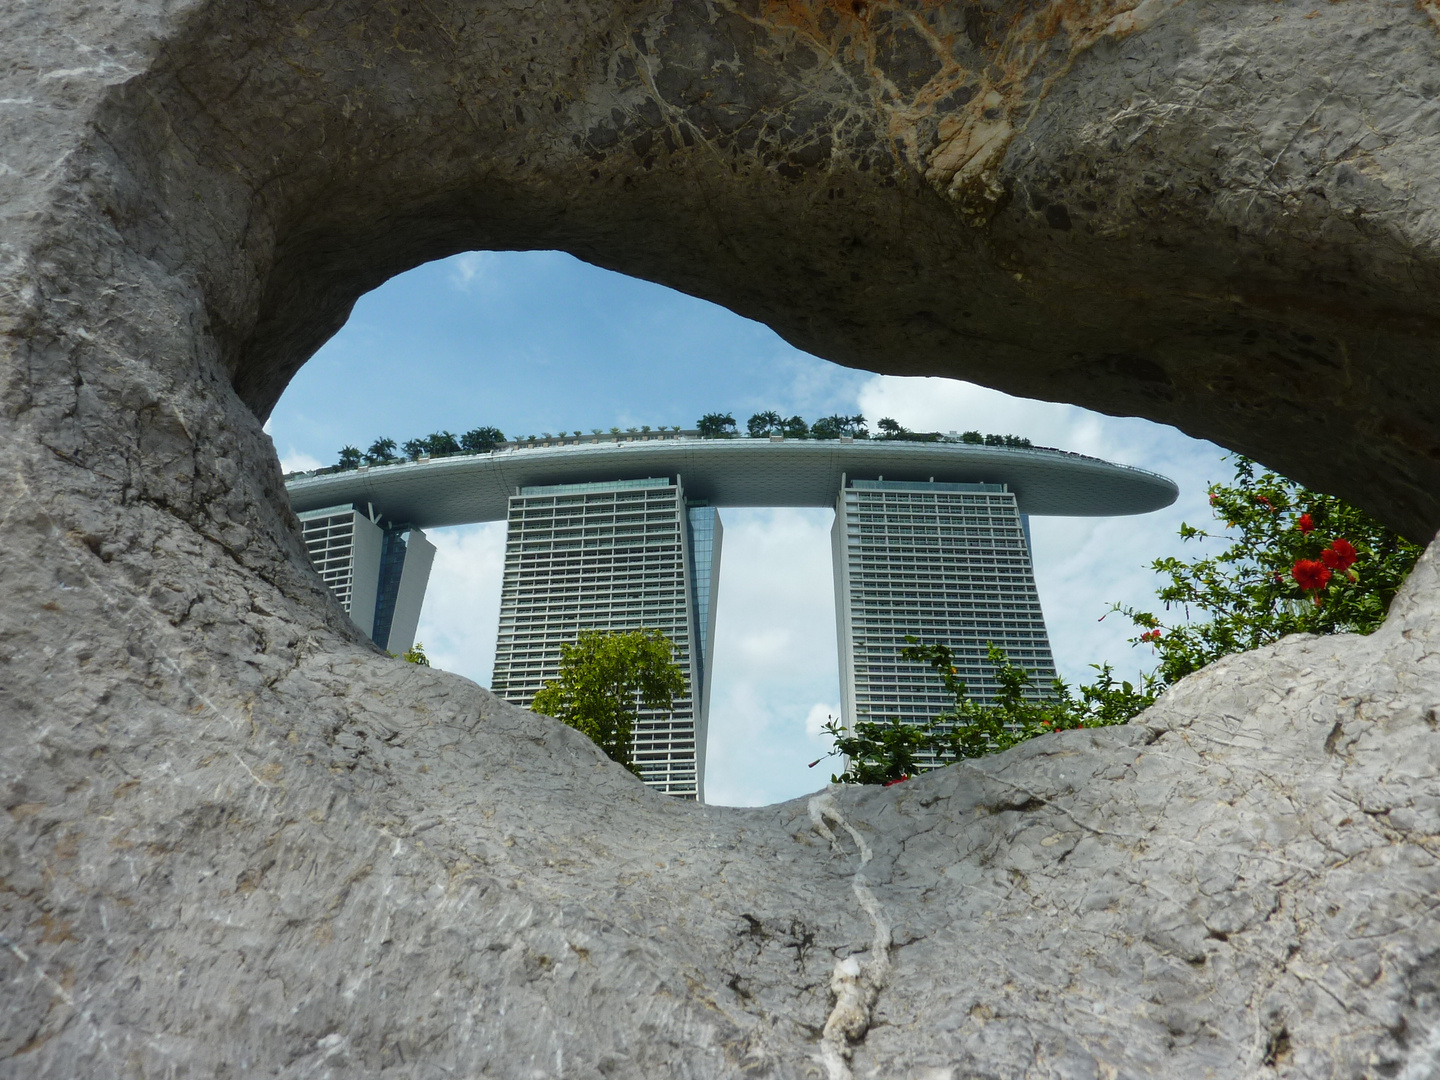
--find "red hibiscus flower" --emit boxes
[1292,559,1332,591]
[1321,538,1357,571]
[1139,629,1162,644]
[1296,513,1315,534]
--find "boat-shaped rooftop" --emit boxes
[285,433,1178,528]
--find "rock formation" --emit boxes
[4,0,1440,1076]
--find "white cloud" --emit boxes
[413,522,507,686]
[447,251,504,291]
[279,449,325,474]
[701,508,844,805]
[768,351,871,418]
[446,249,571,294]
[804,701,841,738]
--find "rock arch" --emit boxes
[18,0,1440,537]
[4,2,1440,1076]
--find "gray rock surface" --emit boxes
[5,0,1440,1076]
[6,1,1440,535]
[6,526,1440,1078]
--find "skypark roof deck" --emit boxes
[285,435,1178,526]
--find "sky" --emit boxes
[267,250,1232,806]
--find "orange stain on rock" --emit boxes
[731,0,1182,217]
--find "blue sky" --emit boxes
[268,250,1230,806]
[270,250,870,450]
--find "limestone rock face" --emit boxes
[7,537,1440,1078]
[6,534,1440,1078]
[5,0,1440,1077]
[5,1,1440,536]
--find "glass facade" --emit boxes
[686,502,721,704]
[832,478,1057,768]
[371,528,411,650]
[490,477,719,800]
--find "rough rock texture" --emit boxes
[7,1,1440,536]
[6,524,1440,1078]
[7,529,1440,1078]
[6,1,1440,1077]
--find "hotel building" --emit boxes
[489,478,721,799]
[286,433,1174,799]
[832,478,1054,763]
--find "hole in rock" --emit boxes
[267,250,1227,807]
[1263,1025,1292,1067]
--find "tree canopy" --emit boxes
[1114,456,1421,688]
[809,414,868,439]
[328,426,509,469]
[365,437,399,464]
[460,426,507,453]
[819,642,1152,784]
[530,629,686,774]
[745,411,819,438]
[697,412,737,438]
[747,410,783,438]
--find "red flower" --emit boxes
[1291,559,1332,591]
[1297,513,1315,534]
[1321,538,1357,571]
[1139,629,1162,644]
[1256,495,1273,509]
[884,775,909,788]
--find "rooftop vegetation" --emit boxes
[311,414,1034,475]
[335,427,508,470]
[715,411,1032,446]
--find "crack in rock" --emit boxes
[809,792,893,1080]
